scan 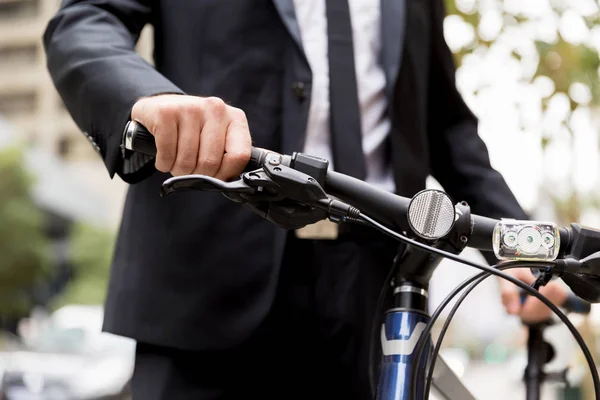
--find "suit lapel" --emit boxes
[272,0,307,59]
[381,0,407,101]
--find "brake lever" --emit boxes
[158,161,351,230]
[160,174,255,197]
[241,169,286,202]
[244,200,328,230]
[260,160,329,204]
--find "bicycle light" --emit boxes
[407,189,455,240]
[493,219,560,261]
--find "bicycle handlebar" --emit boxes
[123,120,510,252]
[123,120,600,301]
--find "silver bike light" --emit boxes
[493,219,560,261]
[407,189,455,240]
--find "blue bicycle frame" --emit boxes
[375,244,477,400]
[377,306,430,399]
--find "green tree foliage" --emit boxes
[0,146,116,315]
[444,0,600,224]
[0,147,50,317]
[444,0,600,105]
[52,222,115,309]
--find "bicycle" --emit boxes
[122,120,600,400]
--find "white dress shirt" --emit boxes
[292,0,395,193]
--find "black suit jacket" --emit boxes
[44,0,528,350]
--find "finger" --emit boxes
[520,283,567,323]
[520,282,567,322]
[153,117,178,173]
[171,105,202,176]
[215,107,251,181]
[520,297,552,323]
[497,268,536,316]
[194,97,228,176]
[498,269,536,298]
[130,97,148,123]
[541,282,568,305]
[132,99,179,173]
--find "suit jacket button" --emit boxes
[291,82,306,101]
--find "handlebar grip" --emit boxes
[124,120,272,170]
[124,120,157,156]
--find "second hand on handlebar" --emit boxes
[517,271,591,400]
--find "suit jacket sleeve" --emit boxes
[43,0,184,183]
[426,0,529,263]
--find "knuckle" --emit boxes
[158,103,178,120]
[159,152,176,166]
[500,293,512,304]
[174,156,197,174]
[229,148,251,164]
[155,134,174,153]
[199,156,221,173]
[132,98,156,123]
[155,162,168,173]
[154,155,172,173]
[229,106,247,121]
[182,101,201,117]
[204,97,226,117]
[131,101,144,119]
[230,119,250,134]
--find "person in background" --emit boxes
[43,0,567,398]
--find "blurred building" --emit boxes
[0,0,154,227]
[0,0,153,160]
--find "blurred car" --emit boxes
[0,305,134,400]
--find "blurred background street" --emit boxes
[3,0,600,398]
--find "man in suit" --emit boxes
[44,0,568,398]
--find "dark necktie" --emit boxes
[326,0,366,180]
